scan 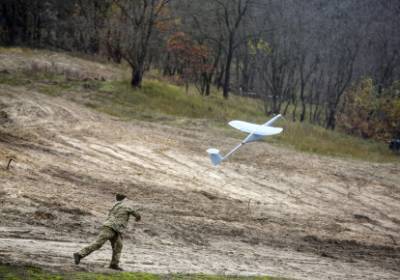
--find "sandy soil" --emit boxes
[0,84,399,280]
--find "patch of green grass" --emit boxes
[93,79,265,123]
[0,265,61,280]
[268,121,398,162]
[0,265,286,280]
[0,72,30,87]
[0,70,91,97]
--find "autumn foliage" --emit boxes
[338,79,400,141]
[166,32,211,89]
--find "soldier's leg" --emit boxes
[78,227,115,259]
[110,233,123,267]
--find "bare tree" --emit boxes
[216,0,253,98]
[112,0,170,88]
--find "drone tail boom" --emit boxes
[263,114,283,126]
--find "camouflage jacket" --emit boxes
[103,199,140,233]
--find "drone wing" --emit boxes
[229,120,283,136]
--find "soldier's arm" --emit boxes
[129,208,141,221]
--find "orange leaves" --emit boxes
[166,32,212,76]
[154,20,174,33]
[154,1,175,32]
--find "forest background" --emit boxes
[1,0,399,141]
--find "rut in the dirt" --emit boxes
[1,84,400,280]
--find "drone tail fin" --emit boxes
[207,148,223,166]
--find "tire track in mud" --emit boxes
[1,85,400,279]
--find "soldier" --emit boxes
[73,193,141,270]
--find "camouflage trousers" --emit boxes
[78,226,123,266]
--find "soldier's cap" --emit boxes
[116,193,127,201]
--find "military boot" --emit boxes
[109,264,123,271]
[73,253,81,265]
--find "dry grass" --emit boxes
[0,47,124,81]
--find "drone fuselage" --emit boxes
[207,114,284,166]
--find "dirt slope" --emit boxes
[0,84,400,280]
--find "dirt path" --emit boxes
[1,84,400,279]
[1,237,398,279]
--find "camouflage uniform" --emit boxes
[77,199,140,267]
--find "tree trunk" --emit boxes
[131,68,143,88]
[271,93,279,114]
[292,98,298,122]
[215,63,225,89]
[205,82,211,96]
[204,73,212,96]
[299,83,306,122]
[313,106,320,124]
[283,100,291,116]
[223,38,234,99]
[223,55,232,98]
[263,99,270,115]
[326,107,337,130]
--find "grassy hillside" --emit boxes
[0,265,285,280]
[0,47,398,163]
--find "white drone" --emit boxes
[207,114,284,166]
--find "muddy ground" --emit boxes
[0,82,399,279]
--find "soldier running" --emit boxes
[73,193,141,270]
